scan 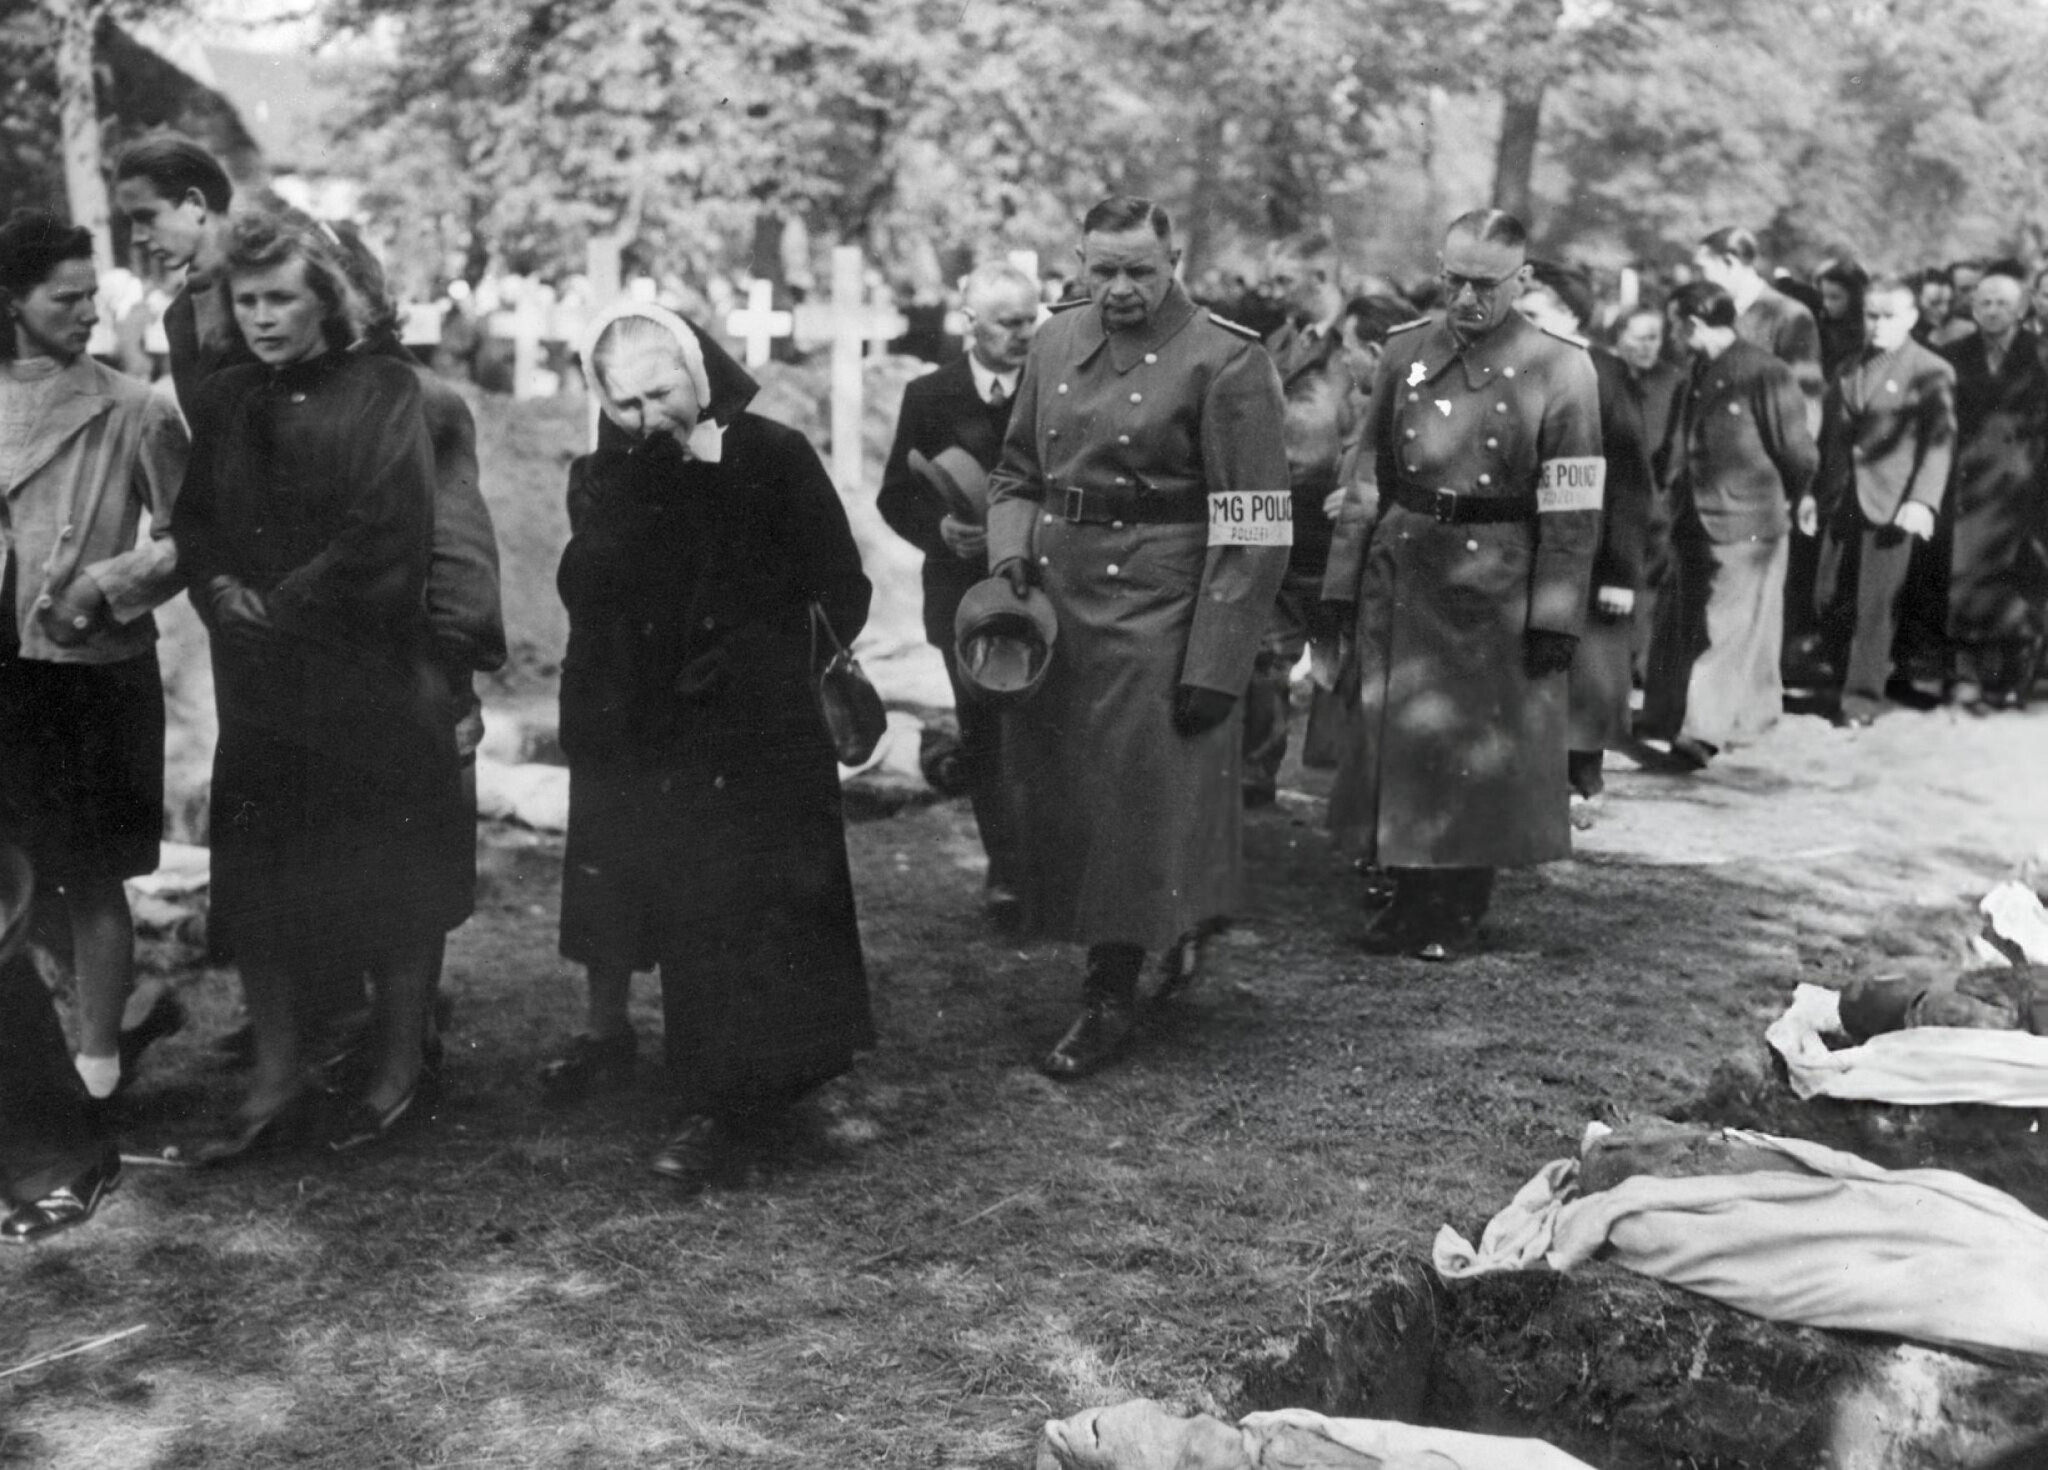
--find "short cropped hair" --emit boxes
[113,132,233,213]
[1670,279,1738,329]
[1980,257,2028,286]
[223,209,365,352]
[1523,259,1595,330]
[0,210,95,358]
[1445,209,1527,251]
[1081,195,1172,241]
[1698,226,1760,266]
[960,260,1037,310]
[1864,273,1915,302]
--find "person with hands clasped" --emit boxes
[1321,210,1604,962]
[983,195,1289,1080]
[1809,274,1955,726]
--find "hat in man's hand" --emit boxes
[954,575,1058,701]
[909,447,991,522]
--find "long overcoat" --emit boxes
[1324,311,1603,869]
[985,284,1290,952]
[178,351,469,961]
[1940,333,2048,644]
[1567,347,1654,751]
[557,409,875,1114]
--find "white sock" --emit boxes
[75,1052,121,1100]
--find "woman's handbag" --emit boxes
[809,601,887,766]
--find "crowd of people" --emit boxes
[2,124,2045,1241]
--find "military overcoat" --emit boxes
[985,283,1289,950]
[1324,311,1603,869]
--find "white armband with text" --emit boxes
[1536,457,1605,513]
[1208,489,1294,546]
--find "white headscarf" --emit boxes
[579,298,724,462]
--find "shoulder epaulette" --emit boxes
[1205,311,1263,342]
[1387,316,1430,335]
[1538,324,1590,349]
[1048,296,1087,313]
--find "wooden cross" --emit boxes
[726,278,794,368]
[790,246,906,497]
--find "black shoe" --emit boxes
[1039,998,1137,1080]
[984,884,1023,934]
[326,1086,419,1153]
[1668,736,1716,771]
[1357,902,1424,955]
[538,1030,637,1106]
[649,1115,730,1185]
[181,1091,319,1167]
[1242,784,1278,809]
[116,990,187,1087]
[2,1146,120,1244]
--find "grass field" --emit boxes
[6,695,2048,1467]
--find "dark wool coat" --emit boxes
[1815,339,1955,530]
[1940,332,2048,644]
[1265,319,1362,574]
[1737,284,1824,426]
[985,285,1290,951]
[1325,311,1603,870]
[1568,347,1655,752]
[556,411,875,1115]
[1673,340,1819,546]
[178,351,469,962]
[876,354,1012,649]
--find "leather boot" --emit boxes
[1041,944,1141,1080]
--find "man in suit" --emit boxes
[1644,281,1819,768]
[1694,226,1826,670]
[1242,237,1360,806]
[111,134,253,418]
[1808,275,1956,725]
[1940,261,2048,709]
[877,262,1039,925]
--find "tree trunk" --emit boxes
[1492,77,1544,225]
[47,0,111,269]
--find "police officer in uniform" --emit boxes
[1323,209,1603,960]
[986,195,1290,1078]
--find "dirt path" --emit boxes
[2,703,2044,1468]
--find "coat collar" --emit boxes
[1405,310,1539,393]
[1071,282,1200,374]
[4,356,114,498]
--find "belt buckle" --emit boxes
[1432,488,1458,524]
[1063,487,1085,523]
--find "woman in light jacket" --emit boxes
[0,211,187,1104]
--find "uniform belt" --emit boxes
[1056,486,1207,526]
[1384,479,1534,525]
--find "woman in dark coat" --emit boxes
[551,302,874,1185]
[178,211,465,1157]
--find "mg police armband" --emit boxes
[1208,490,1294,546]
[1536,457,1605,513]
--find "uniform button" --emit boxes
[1405,462,1417,473]
[1404,429,1417,440]
[290,392,306,404]
[1048,429,1059,438]
[1144,353,1158,364]
[1408,392,1419,402]
[71,614,89,629]
[1129,392,1143,403]
[714,775,726,789]
[1111,520,1124,530]
[1486,437,1498,448]
[1038,555,1050,566]
[35,595,51,609]
[1478,474,1491,486]
[1057,383,1069,394]
[1502,367,1516,379]
[1466,539,1479,551]
[1117,434,1130,445]
[58,525,73,540]
[1043,513,1054,524]
[1495,402,1508,413]
[642,621,656,635]
[1115,477,1128,486]
[702,616,716,629]
[1728,403,1741,414]
[1107,563,1120,575]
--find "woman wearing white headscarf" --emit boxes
[547,303,874,1185]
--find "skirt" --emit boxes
[0,649,164,886]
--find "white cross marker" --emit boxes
[725,278,794,368]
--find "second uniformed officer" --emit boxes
[985,195,1290,1079]
[1323,209,1604,960]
